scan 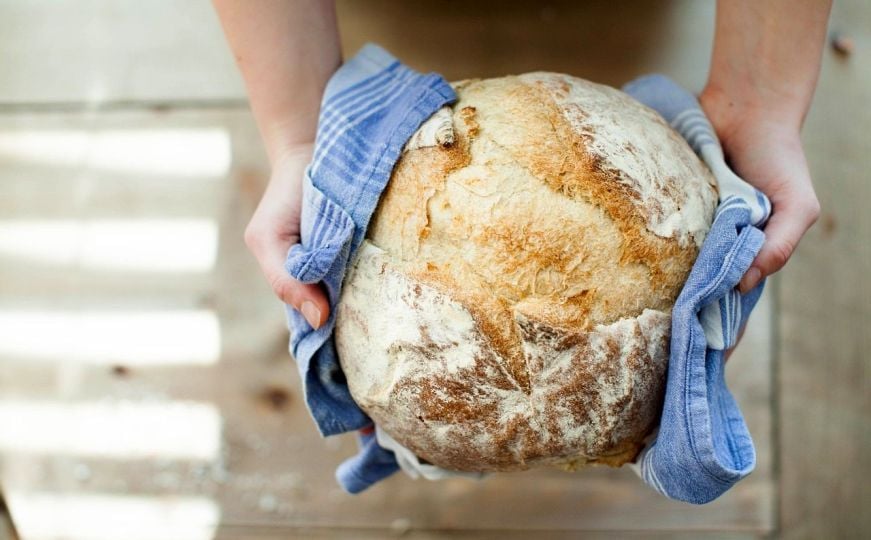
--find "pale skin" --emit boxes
[213,0,830,332]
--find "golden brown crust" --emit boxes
[520,80,697,291]
[338,73,717,472]
[336,247,670,471]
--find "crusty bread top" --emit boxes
[366,73,716,388]
[524,73,717,245]
[336,73,717,471]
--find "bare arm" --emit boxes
[213,0,340,328]
[700,0,831,292]
[214,0,340,161]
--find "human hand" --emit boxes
[244,143,329,329]
[700,89,821,294]
[213,0,340,330]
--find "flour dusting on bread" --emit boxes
[336,73,717,472]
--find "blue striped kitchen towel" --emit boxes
[282,43,456,492]
[284,45,771,501]
[365,71,774,501]
[623,74,771,504]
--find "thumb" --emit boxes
[268,267,330,330]
[246,229,331,329]
[738,193,820,293]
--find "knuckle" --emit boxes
[269,275,297,305]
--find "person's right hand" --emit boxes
[244,143,329,329]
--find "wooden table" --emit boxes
[0,1,866,538]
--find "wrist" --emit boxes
[271,141,314,171]
[252,63,336,166]
[260,115,318,166]
[699,84,802,151]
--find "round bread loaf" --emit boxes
[335,73,718,472]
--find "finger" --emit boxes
[245,227,330,329]
[738,194,820,293]
[269,270,330,330]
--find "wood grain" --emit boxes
[0,106,773,537]
[4,0,844,537]
[777,0,871,537]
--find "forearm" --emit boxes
[703,0,831,135]
[213,0,341,164]
[699,0,828,293]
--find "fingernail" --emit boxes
[739,267,761,294]
[301,301,322,329]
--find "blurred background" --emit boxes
[0,1,867,538]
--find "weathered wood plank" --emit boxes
[335,0,716,90]
[215,526,761,540]
[0,108,772,537]
[0,0,783,536]
[778,0,871,537]
[0,1,245,104]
